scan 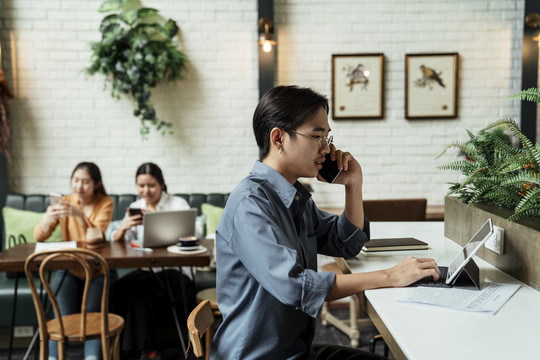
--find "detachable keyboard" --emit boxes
[410,266,451,288]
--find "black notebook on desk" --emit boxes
[362,237,428,252]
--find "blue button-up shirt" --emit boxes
[210,161,370,360]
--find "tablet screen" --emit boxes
[446,218,493,283]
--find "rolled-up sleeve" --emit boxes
[313,206,370,258]
[301,269,335,317]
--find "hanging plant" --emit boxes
[86,0,188,137]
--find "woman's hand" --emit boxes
[121,213,143,230]
[112,210,144,242]
[64,202,84,219]
[384,257,440,287]
[44,203,70,222]
[39,203,69,234]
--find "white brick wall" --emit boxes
[1,0,526,208]
[275,0,525,207]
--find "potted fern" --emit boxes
[438,118,539,222]
[439,88,540,291]
[86,0,188,137]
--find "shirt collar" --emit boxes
[155,191,169,210]
[251,161,312,208]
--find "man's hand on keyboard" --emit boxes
[385,257,441,287]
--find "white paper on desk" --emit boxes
[35,241,77,252]
[398,283,521,315]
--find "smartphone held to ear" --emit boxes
[319,154,342,183]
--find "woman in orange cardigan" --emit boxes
[34,162,115,360]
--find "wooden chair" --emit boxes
[24,248,124,360]
[321,198,427,350]
[187,299,215,359]
[195,287,221,360]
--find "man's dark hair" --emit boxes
[253,85,329,160]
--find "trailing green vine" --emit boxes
[86,0,188,137]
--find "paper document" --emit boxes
[398,283,521,314]
[35,241,77,252]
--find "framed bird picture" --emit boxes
[405,53,458,119]
[331,53,384,120]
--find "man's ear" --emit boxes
[269,127,283,149]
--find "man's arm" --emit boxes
[343,180,364,230]
[326,257,441,301]
[322,148,365,230]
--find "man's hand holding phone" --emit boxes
[317,148,363,188]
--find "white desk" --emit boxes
[346,222,540,360]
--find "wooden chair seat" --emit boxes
[47,312,124,342]
[196,287,220,315]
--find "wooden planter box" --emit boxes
[444,196,540,291]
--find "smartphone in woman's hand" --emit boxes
[128,207,143,216]
[49,192,64,206]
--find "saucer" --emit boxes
[177,245,201,251]
[167,244,207,255]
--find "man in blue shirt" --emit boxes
[210,86,440,359]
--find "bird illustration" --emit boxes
[347,64,369,91]
[420,65,445,88]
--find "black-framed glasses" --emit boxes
[290,130,333,148]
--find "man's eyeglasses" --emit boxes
[290,131,333,149]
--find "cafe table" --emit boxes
[0,239,212,360]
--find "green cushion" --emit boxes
[2,206,62,248]
[201,203,224,236]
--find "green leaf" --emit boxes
[119,9,138,25]
[99,14,121,32]
[144,53,156,64]
[132,33,149,49]
[138,8,158,18]
[101,23,125,45]
[508,88,540,104]
[164,19,178,38]
[99,0,129,13]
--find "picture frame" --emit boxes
[405,53,458,119]
[331,53,384,120]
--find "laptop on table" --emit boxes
[140,209,198,248]
[411,218,494,289]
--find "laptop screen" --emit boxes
[447,219,493,281]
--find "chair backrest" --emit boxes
[363,198,427,221]
[24,248,112,343]
[334,257,352,275]
[187,299,215,358]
